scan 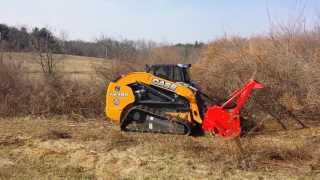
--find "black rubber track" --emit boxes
[120,105,192,135]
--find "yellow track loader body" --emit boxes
[106,71,202,126]
[105,64,262,137]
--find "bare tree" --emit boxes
[31,27,62,75]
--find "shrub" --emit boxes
[0,57,104,118]
[193,28,320,122]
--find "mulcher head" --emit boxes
[202,79,263,139]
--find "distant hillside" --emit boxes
[0,23,204,60]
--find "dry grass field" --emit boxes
[2,52,109,81]
[0,3,319,179]
[0,117,319,179]
[4,52,107,72]
[0,52,319,179]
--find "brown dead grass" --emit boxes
[0,56,105,117]
[2,52,108,73]
[0,117,319,179]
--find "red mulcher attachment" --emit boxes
[202,79,263,139]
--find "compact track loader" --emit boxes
[105,64,263,139]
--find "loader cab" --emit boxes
[145,64,191,84]
[146,64,207,119]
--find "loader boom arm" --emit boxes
[222,79,263,116]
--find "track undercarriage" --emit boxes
[120,106,193,135]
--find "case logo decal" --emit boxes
[152,79,177,91]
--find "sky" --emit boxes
[0,0,319,43]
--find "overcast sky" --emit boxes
[1,0,319,43]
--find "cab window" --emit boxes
[152,66,170,80]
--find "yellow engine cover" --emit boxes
[105,82,135,123]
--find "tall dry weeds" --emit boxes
[1,22,319,124]
[193,25,320,124]
[0,56,104,118]
[0,58,26,116]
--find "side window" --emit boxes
[174,67,183,82]
[154,66,170,80]
[183,68,190,83]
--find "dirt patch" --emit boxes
[0,158,14,168]
[40,130,72,141]
[0,135,27,146]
